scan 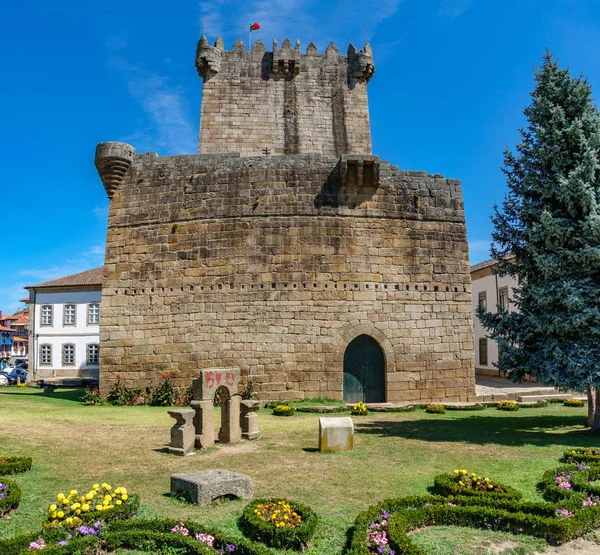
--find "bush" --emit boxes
[564,399,585,407]
[240,497,318,550]
[0,455,32,475]
[148,373,176,406]
[79,386,102,406]
[0,479,21,516]
[539,465,600,502]
[106,374,142,406]
[444,403,485,411]
[351,402,368,416]
[562,448,600,465]
[272,405,295,417]
[425,403,445,414]
[0,518,271,555]
[43,483,139,529]
[433,471,522,499]
[498,400,519,411]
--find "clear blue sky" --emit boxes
[1,0,600,313]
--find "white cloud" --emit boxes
[438,0,473,20]
[468,238,492,263]
[109,58,197,155]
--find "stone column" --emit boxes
[219,395,242,443]
[167,409,195,456]
[240,400,260,440]
[190,400,215,448]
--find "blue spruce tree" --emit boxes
[479,52,600,430]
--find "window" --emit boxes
[479,338,488,366]
[87,343,99,365]
[88,303,100,325]
[40,344,52,365]
[63,304,76,326]
[62,344,75,365]
[41,305,53,326]
[499,288,508,311]
[478,292,487,312]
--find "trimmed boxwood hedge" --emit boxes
[240,497,318,550]
[0,518,271,555]
[0,456,32,475]
[272,405,295,417]
[539,465,600,502]
[432,473,522,500]
[0,479,21,516]
[562,448,600,465]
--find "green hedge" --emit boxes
[346,494,600,555]
[432,473,522,500]
[0,518,271,555]
[0,479,21,516]
[0,456,32,475]
[272,406,295,416]
[443,404,485,411]
[240,497,318,550]
[539,465,600,502]
[562,448,600,465]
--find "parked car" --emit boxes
[4,365,28,385]
[0,372,8,386]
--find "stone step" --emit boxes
[517,393,574,402]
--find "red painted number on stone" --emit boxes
[225,372,235,386]
[205,372,215,388]
[216,373,222,385]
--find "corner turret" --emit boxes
[196,35,224,81]
[94,142,134,199]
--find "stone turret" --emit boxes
[94,142,134,199]
[197,37,375,157]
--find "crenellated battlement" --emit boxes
[196,36,375,157]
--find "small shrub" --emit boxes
[0,479,21,516]
[80,386,102,406]
[106,374,141,406]
[562,448,600,465]
[44,482,138,529]
[351,402,368,416]
[240,497,318,549]
[498,400,519,411]
[444,403,485,411]
[426,403,446,414]
[434,469,519,497]
[272,405,295,416]
[241,382,256,400]
[148,374,176,407]
[0,455,32,475]
[564,399,584,407]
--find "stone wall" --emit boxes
[196,38,373,157]
[99,152,476,402]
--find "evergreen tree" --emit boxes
[479,52,600,430]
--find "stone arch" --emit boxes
[333,322,395,371]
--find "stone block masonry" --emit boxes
[97,151,475,402]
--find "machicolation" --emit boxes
[95,35,476,403]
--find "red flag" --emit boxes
[249,22,260,31]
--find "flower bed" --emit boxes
[443,403,485,411]
[0,518,271,555]
[562,448,600,465]
[272,405,295,417]
[498,400,519,411]
[564,399,585,407]
[433,470,521,499]
[425,404,445,414]
[240,497,317,550]
[43,483,139,529]
[0,456,32,475]
[539,465,600,502]
[0,479,21,516]
[351,402,368,416]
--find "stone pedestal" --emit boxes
[319,416,354,452]
[219,395,242,443]
[240,400,260,440]
[167,409,195,456]
[190,399,214,448]
[170,469,253,505]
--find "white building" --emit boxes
[26,267,103,381]
[470,259,518,377]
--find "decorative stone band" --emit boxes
[95,142,135,199]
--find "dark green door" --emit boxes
[343,335,385,403]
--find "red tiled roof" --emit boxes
[13,336,28,342]
[470,258,498,273]
[26,267,104,289]
[0,325,14,332]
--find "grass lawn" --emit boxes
[0,387,599,554]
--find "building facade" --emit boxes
[26,268,103,380]
[94,36,476,402]
[470,259,518,376]
[0,308,29,366]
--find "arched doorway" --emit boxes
[343,334,385,403]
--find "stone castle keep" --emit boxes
[95,35,476,402]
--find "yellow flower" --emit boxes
[57,511,64,519]
[49,504,57,512]
[51,512,57,519]
[81,504,89,512]
[116,499,122,505]
[65,517,73,525]
[96,505,103,511]
[103,499,110,506]
[458,481,464,486]
[57,493,65,501]
[121,494,128,501]
[93,484,100,490]
[76,509,81,515]
[453,470,459,474]
[85,493,94,501]
[69,490,78,496]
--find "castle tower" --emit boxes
[196,37,375,157]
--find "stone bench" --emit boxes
[319,416,354,452]
[167,409,195,456]
[170,469,253,505]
